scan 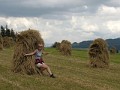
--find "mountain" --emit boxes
[72,38,120,50]
[107,38,120,50]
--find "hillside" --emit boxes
[0,48,120,90]
[72,38,120,50]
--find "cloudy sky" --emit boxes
[0,0,120,44]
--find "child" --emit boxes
[25,43,55,78]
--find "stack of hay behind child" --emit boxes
[60,40,72,56]
[0,35,3,50]
[88,38,109,68]
[12,29,44,75]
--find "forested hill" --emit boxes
[72,38,120,50]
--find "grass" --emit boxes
[0,47,120,90]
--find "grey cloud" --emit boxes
[0,0,112,18]
[105,0,120,7]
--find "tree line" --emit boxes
[0,25,16,40]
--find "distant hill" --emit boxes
[72,38,120,50]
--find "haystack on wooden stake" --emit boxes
[60,40,72,56]
[0,35,3,50]
[110,47,117,54]
[56,42,60,50]
[88,38,109,68]
[3,36,14,48]
[12,29,44,75]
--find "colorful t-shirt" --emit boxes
[35,49,42,59]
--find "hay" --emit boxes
[3,36,14,48]
[60,40,72,56]
[52,42,60,49]
[110,47,117,54]
[88,38,109,68]
[0,35,3,50]
[56,42,60,50]
[12,29,44,75]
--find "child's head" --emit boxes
[37,43,43,49]
[38,43,43,47]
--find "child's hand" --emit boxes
[24,54,27,56]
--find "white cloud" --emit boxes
[106,21,120,33]
[81,23,98,32]
[97,5,120,15]
[0,13,120,44]
[70,16,99,32]
[83,5,88,9]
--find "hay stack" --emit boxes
[60,40,72,56]
[56,42,61,50]
[52,42,60,49]
[12,29,44,75]
[88,38,109,68]
[0,35,3,50]
[110,47,117,54]
[3,36,14,48]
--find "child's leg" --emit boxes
[40,63,52,75]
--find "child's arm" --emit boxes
[25,50,37,56]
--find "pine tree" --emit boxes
[10,29,15,39]
[5,25,11,37]
[6,29,11,37]
[1,25,6,37]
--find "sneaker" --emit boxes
[50,74,56,78]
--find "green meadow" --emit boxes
[0,47,120,90]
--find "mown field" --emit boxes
[0,47,120,90]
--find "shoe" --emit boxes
[50,74,56,78]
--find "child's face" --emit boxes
[38,44,43,49]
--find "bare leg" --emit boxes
[36,63,48,75]
[37,63,55,78]
[40,67,46,75]
[40,63,52,75]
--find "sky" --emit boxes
[0,0,120,45]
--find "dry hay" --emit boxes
[110,47,117,54]
[0,35,3,50]
[60,40,72,56]
[3,36,14,48]
[88,38,109,68]
[12,29,44,75]
[52,42,60,49]
[56,42,61,50]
